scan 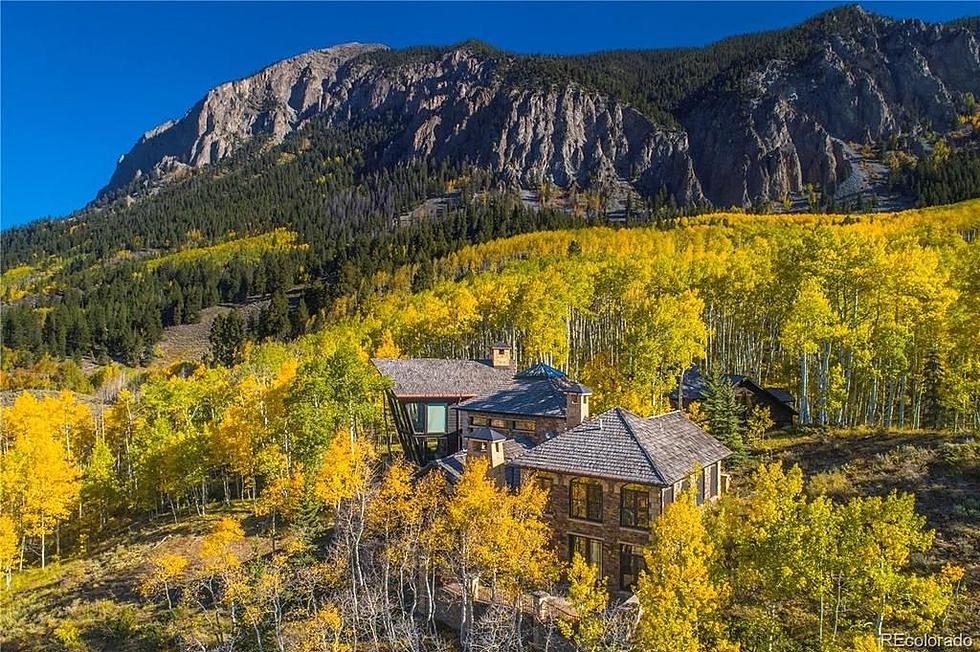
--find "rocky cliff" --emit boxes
[102,7,980,208]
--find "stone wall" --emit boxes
[520,462,722,594]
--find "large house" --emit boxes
[512,408,731,592]
[372,348,733,593]
[669,366,797,429]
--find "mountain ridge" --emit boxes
[99,5,980,208]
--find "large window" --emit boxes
[619,544,646,591]
[620,484,651,529]
[696,468,705,505]
[407,403,425,433]
[405,402,448,434]
[708,463,719,499]
[426,403,447,434]
[570,478,603,522]
[569,534,603,574]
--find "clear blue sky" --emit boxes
[2,1,977,228]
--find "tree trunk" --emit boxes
[799,353,811,425]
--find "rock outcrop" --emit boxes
[101,8,980,208]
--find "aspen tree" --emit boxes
[636,488,720,652]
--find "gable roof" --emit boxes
[766,387,796,406]
[669,367,797,414]
[456,369,592,418]
[512,408,732,486]
[371,358,514,398]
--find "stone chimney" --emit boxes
[490,342,512,369]
[565,383,592,429]
[467,426,507,471]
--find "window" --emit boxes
[569,534,603,574]
[406,402,448,434]
[470,416,489,427]
[570,478,603,522]
[620,484,651,529]
[426,403,448,434]
[406,402,425,433]
[535,475,555,513]
[514,419,535,432]
[662,485,674,507]
[471,440,488,453]
[490,418,508,429]
[619,544,646,591]
[708,463,718,499]
[696,468,706,505]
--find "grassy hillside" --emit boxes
[1,504,270,651]
[758,429,980,633]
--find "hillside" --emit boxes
[3,429,976,650]
[1,199,977,650]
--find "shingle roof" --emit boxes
[669,367,796,414]
[371,358,514,398]
[424,435,535,483]
[512,407,732,486]
[766,387,796,406]
[668,366,741,402]
[456,366,593,418]
[456,378,561,417]
[467,426,508,441]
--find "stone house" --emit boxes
[372,344,516,463]
[373,348,592,464]
[374,350,733,595]
[511,408,732,593]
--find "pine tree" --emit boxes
[208,310,246,367]
[291,297,310,337]
[701,369,744,458]
[262,290,291,341]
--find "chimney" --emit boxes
[467,427,507,473]
[565,383,592,429]
[490,342,512,369]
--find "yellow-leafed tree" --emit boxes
[1,392,82,568]
[636,488,721,652]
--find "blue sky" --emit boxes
[2,2,977,228]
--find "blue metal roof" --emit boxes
[515,363,566,379]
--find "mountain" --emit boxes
[103,6,980,207]
[3,6,980,367]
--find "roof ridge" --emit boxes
[616,407,668,485]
